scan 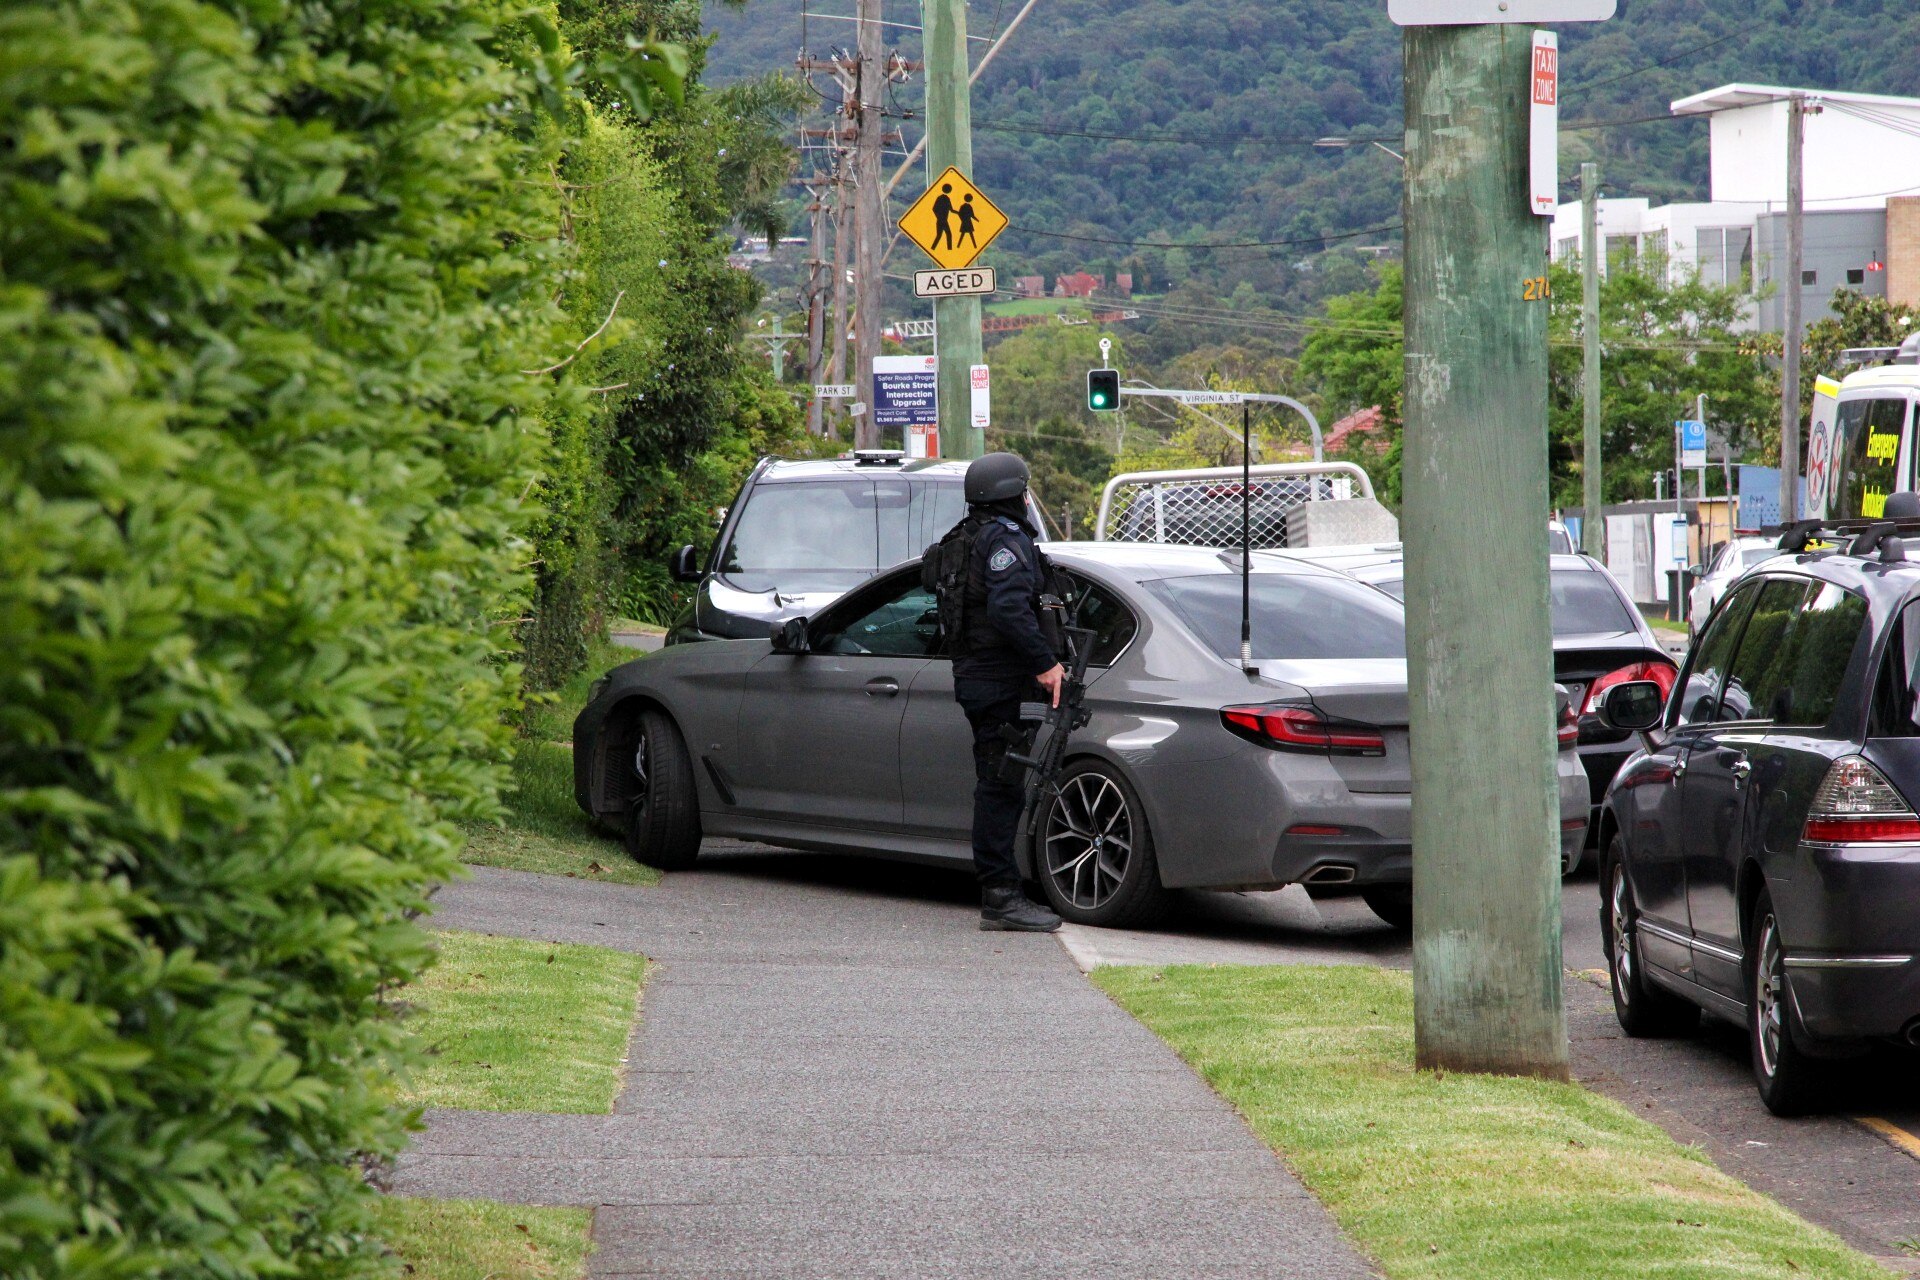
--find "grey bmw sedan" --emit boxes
[574,543,1423,927]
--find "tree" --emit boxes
[1297,261,1776,509]
[1298,264,1404,503]
[1546,259,1773,503]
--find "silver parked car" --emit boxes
[575,543,1428,928]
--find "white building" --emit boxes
[1548,84,1920,329]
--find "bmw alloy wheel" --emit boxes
[1043,772,1133,912]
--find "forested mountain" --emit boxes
[703,0,1920,295]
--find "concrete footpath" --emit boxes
[396,846,1376,1279]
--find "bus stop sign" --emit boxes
[1390,0,1614,22]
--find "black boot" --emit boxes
[980,884,1062,932]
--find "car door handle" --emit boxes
[1671,758,1687,782]
[1730,757,1752,782]
[864,677,900,697]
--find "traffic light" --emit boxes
[1087,368,1120,412]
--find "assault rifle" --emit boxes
[1010,624,1096,880]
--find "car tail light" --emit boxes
[1582,659,1678,716]
[1557,699,1579,749]
[1222,703,1386,756]
[1802,756,1920,844]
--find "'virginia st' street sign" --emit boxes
[1388,0,1614,22]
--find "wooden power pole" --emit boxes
[1581,162,1603,557]
[1402,22,1568,1080]
[803,178,829,436]
[852,0,885,450]
[923,0,987,458]
[1781,91,1808,523]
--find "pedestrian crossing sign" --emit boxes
[898,167,1007,271]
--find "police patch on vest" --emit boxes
[989,547,1017,572]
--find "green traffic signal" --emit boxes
[1087,367,1120,412]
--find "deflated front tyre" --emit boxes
[1037,760,1169,928]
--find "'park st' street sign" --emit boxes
[1388,0,1614,23]
[898,168,1008,271]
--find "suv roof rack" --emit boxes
[849,448,907,466]
[1769,516,1920,563]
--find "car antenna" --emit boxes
[1240,398,1255,676]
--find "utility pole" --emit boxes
[830,165,850,436]
[803,179,829,435]
[1402,23,1568,1080]
[852,0,886,450]
[1580,162,1604,558]
[923,0,986,457]
[1781,92,1809,522]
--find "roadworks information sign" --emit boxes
[898,167,1008,271]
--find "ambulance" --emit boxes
[1807,332,1920,521]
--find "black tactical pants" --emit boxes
[954,675,1040,889]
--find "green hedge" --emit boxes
[0,0,577,1274]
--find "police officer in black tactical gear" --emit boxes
[946,452,1066,932]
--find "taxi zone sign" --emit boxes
[1389,0,1614,22]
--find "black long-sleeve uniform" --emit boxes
[950,506,1058,887]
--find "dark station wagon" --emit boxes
[1593,518,1920,1113]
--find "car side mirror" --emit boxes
[770,616,811,655]
[1597,680,1664,732]
[668,544,703,584]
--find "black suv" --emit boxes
[1593,518,1920,1114]
[666,451,1049,644]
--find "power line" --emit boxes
[1572,25,1760,93]
[974,119,1403,147]
[1006,221,1404,250]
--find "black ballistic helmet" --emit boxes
[965,451,1030,504]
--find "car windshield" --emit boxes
[1549,527,1573,554]
[1741,547,1777,569]
[1549,569,1637,635]
[719,481,879,588]
[1146,573,1406,661]
[717,478,968,590]
[1354,570,1636,637]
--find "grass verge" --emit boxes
[376,1196,590,1279]
[1644,614,1689,635]
[403,929,645,1113]
[1096,965,1895,1280]
[465,635,660,885]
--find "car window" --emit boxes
[1065,575,1139,667]
[1834,397,1910,521]
[1673,579,1758,728]
[1718,579,1813,723]
[1777,584,1869,727]
[1872,599,1920,736]
[720,481,878,581]
[1741,547,1777,570]
[1146,573,1405,661]
[1715,579,1867,727]
[877,480,969,570]
[1550,569,1637,636]
[813,574,941,657]
[1549,527,1574,555]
